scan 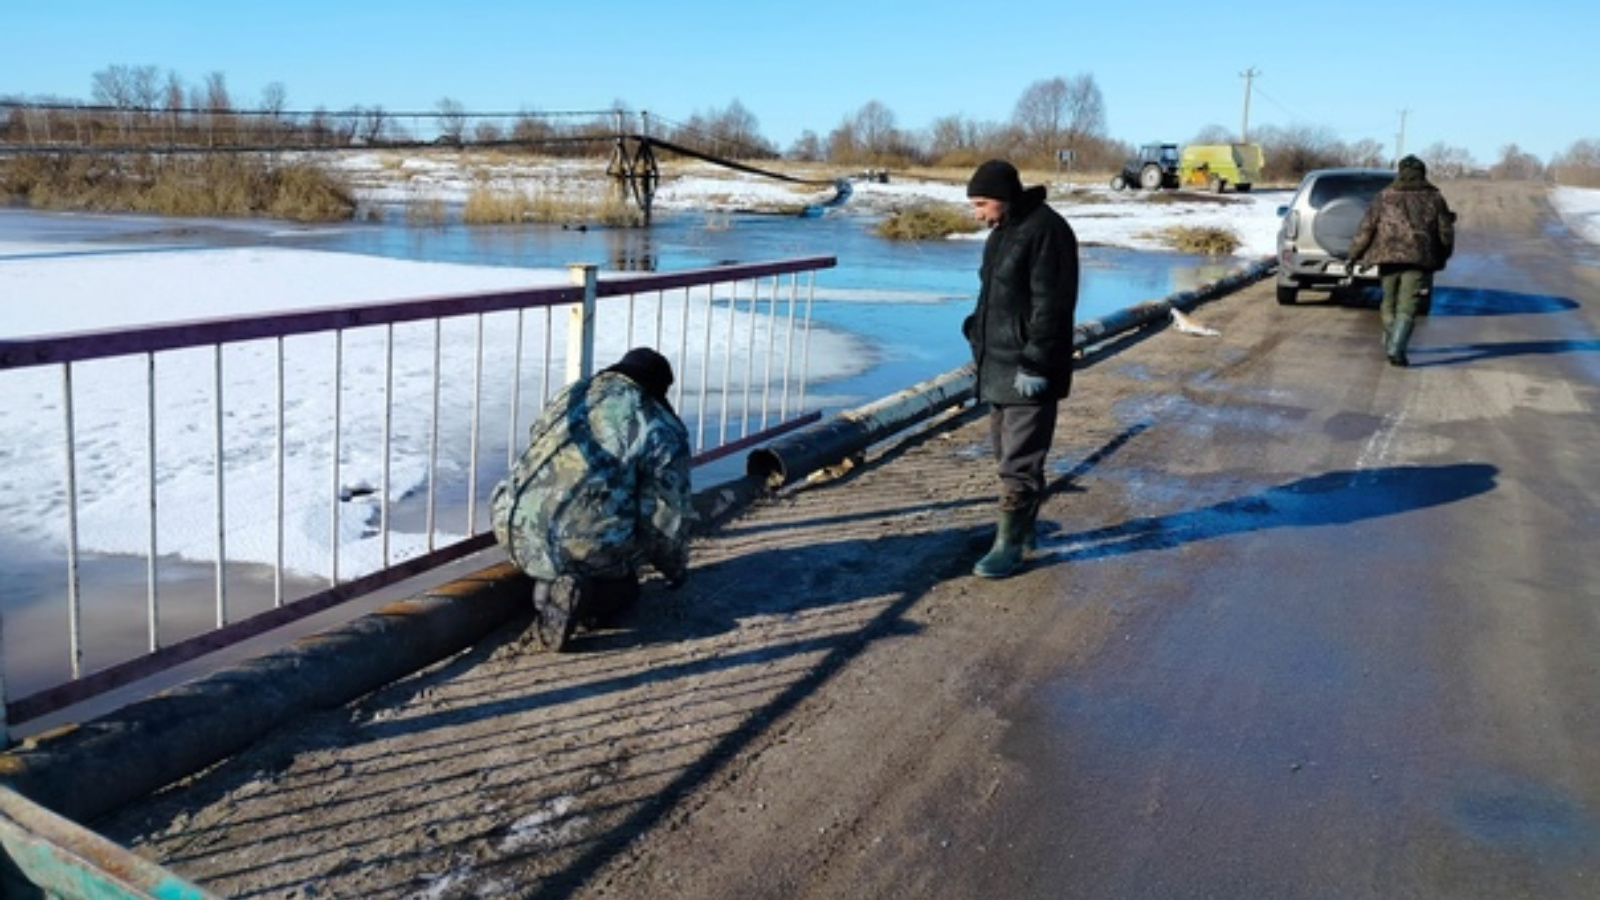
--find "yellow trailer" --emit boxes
[1179,143,1263,193]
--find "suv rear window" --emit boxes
[1307,173,1392,208]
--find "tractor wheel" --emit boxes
[1139,164,1165,191]
[1110,174,1127,191]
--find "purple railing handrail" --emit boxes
[0,256,837,370]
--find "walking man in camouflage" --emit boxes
[491,347,692,651]
[1347,155,1456,367]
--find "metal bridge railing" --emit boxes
[0,255,835,744]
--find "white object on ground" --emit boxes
[1170,308,1221,337]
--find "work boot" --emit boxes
[973,506,1028,579]
[1386,315,1415,367]
[529,575,582,652]
[1018,496,1041,552]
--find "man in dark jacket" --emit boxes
[1347,155,1456,367]
[490,347,693,651]
[962,159,1080,578]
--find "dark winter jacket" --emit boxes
[961,186,1080,405]
[1347,170,1456,272]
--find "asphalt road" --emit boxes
[97,180,1599,900]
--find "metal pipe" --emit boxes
[748,365,976,489]
[748,257,1276,491]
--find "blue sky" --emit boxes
[6,1,1592,165]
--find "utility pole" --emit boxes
[1395,109,1409,164]
[1239,67,1259,142]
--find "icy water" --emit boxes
[0,206,1239,720]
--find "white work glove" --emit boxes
[1013,370,1049,399]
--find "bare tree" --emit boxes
[203,71,231,112]
[90,65,135,109]
[258,82,288,144]
[1347,138,1388,168]
[1011,74,1106,165]
[1490,143,1545,181]
[359,105,389,145]
[163,70,186,142]
[851,100,899,161]
[787,129,823,162]
[1550,138,1600,187]
[437,97,466,145]
[1418,142,1476,179]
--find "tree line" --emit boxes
[5,64,1599,186]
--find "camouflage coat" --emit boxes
[491,371,692,582]
[1347,172,1456,272]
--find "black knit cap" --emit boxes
[606,347,674,401]
[1398,154,1426,174]
[966,159,1023,201]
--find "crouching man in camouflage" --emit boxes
[491,347,693,651]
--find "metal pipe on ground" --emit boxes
[747,256,1275,489]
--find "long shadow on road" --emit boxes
[1035,463,1498,563]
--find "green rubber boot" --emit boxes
[1019,497,1040,552]
[973,507,1028,579]
[1387,315,1415,367]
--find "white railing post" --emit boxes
[1,613,9,748]
[567,263,599,385]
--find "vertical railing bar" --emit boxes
[761,274,779,431]
[541,306,553,405]
[742,278,758,438]
[780,273,799,419]
[798,273,816,412]
[626,294,637,347]
[274,338,286,607]
[144,353,159,650]
[62,363,84,681]
[676,286,690,414]
[719,280,737,446]
[696,286,713,453]
[467,315,485,535]
[508,309,525,471]
[330,330,344,584]
[381,323,395,567]
[211,344,227,627]
[654,289,667,351]
[426,320,441,551]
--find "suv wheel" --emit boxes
[1276,283,1298,306]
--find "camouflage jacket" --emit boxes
[1347,176,1456,271]
[491,371,692,582]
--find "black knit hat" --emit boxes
[1398,155,1426,174]
[966,159,1022,201]
[606,347,674,400]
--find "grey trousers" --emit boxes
[989,401,1058,504]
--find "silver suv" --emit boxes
[1274,167,1394,305]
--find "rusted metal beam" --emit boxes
[0,783,219,900]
